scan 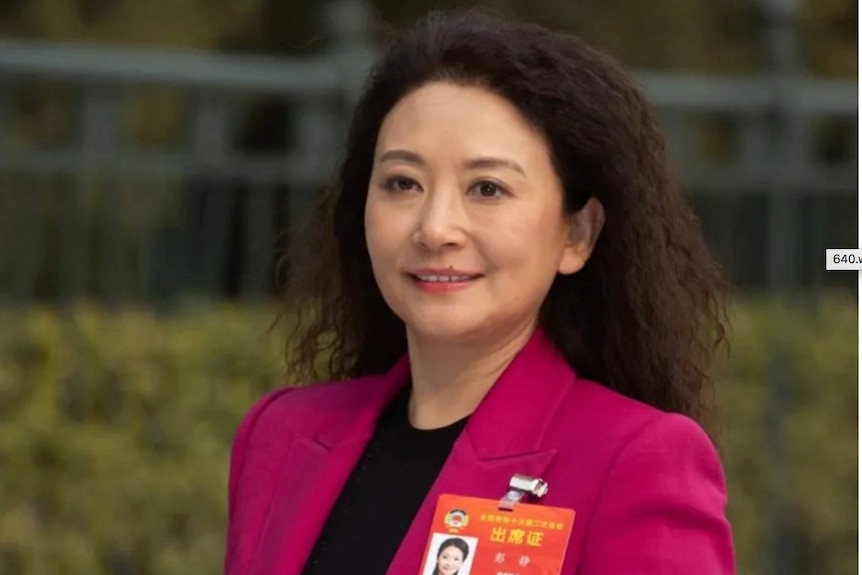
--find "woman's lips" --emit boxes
[407,272,482,292]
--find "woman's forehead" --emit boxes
[375,82,550,167]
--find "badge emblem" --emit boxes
[444,508,469,530]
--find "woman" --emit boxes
[224,8,735,575]
[429,538,469,575]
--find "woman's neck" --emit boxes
[405,319,538,430]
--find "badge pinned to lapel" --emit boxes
[418,475,576,575]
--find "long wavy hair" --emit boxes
[277,8,729,428]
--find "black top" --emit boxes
[301,385,469,575]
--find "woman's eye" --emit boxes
[384,177,419,192]
[473,181,505,198]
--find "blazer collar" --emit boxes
[311,352,411,450]
[313,326,577,459]
[462,327,576,459]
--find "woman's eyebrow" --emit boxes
[379,149,525,176]
[463,156,525,177]
[379,149,424,165]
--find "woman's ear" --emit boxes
[557,196,605,275]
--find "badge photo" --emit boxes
[420,533,479,575]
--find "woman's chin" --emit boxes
[407,321,521,350]
[405,318,488,344]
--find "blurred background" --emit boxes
[0,0,856,574]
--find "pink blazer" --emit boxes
[224,329,736,574]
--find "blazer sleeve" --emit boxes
[577,413,736,575]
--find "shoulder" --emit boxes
[543,376,727,516]
[232,376,383,445]
[598,406,724,495]
[558,382,734,573]
[557,377,723,487]
[231,376,380,448]
[552,377,695,453]
[224,377,377,531]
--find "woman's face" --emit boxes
[365,81,602,345]
[436,545,465,575]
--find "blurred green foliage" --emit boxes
[716,292,858,574]
[0,301,281,575]
[0,293,856,574]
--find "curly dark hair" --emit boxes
[278,8,729,428]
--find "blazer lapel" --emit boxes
[251,357,411,575]
[386,328,577,575]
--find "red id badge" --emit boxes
[417,494,575,575]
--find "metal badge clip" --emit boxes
[498,473,549,511]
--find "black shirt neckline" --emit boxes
[379,384,471,436]
[300,383,470,575]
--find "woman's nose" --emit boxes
[411,188,465,250]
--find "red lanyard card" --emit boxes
[418,493,575,575]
